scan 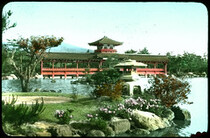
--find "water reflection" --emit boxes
[2,78,94,95]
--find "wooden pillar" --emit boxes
[154,63,157,68]
[164,63,167,75]
[64,63,67,79]
[99,60,103,71]
[52,61,54,79]
[88,60,90,68]
[154,62,157,77]
[76,61,79,77]
[41,60,43,75]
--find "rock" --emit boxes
[35,131,51,136]
[50,90,56,93]
[5,76,13,80]
[42,89,50,92]
[171,106,191,121]
[53,124,73,137]
[35,73,43,79]
[34,88,41,92]
[104,126,115,136]
[162,108,175,121]
[51,79,56,83]
[70,120,90,135]
[87,130,105,137]
[10,74,18,79]
[132,128,150,135]
[131,109,171,131]
[23,121,56,136]
[109,117,130,135]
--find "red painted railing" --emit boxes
[41,67,166,78]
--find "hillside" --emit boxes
[47,42,93,53]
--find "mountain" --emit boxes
[47,42,94,53]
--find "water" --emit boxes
[1,77,208,136]
[1,78,94,95]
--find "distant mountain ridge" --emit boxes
[47,42,94,53]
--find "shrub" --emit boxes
[86,113,108,130]
[54,109,73,124]
[2,95,45,126]
[98,105,117,121]
[148,75,192,108]
[94,80,124,101]
[91,69,124,100]
[91,69,121,86]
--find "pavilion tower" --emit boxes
[88,36,123,53]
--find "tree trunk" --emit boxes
[20,77,30,92]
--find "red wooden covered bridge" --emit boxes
[41,36,168,78]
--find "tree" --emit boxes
[7,36,64,92]
[91,69,123,100]
[2,10,17,33]
[2,10,17,75]
[167,52,208,76]
[137,47,150,54]
[148,75,192,108]
[124,49,137,54]
[102,55,120,69]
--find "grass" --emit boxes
[40,97,98,122]
[2,92,74,97]
[2,92,99,123]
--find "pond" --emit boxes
[1,77,208,137]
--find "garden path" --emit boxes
[2,96,71,105]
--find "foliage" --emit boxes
[91,69,122,86]
[7,36,63,92]
[137,47,150,54]
[167,52,208,76]
[86,113,108,130]
[2,95,45,126]
[70,84,79,101]
[91,69,123,100]
[2,10,17,76]
[148,75,191,108]
[102,55,121,69]
[2,10,17,33]
[93,80,124,101]
[123,97,166,117]
[98,105,117,121]
[54,109,73,124]
[125,49,137,54]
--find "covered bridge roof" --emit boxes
[43,52,169,62]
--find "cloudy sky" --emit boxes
[2,2,208,56]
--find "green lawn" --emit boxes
[2,92,74,97]
[2,92,99,123]
[40,97,99,122]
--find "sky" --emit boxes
[2,2,208,56]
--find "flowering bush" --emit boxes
[123,97,165,117]
[86,113,108,130]
[54,109,73,124]
[115,103,132,121]
[98,105,117,120]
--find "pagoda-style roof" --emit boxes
[43,52,169,63]
[88,36,123,46]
